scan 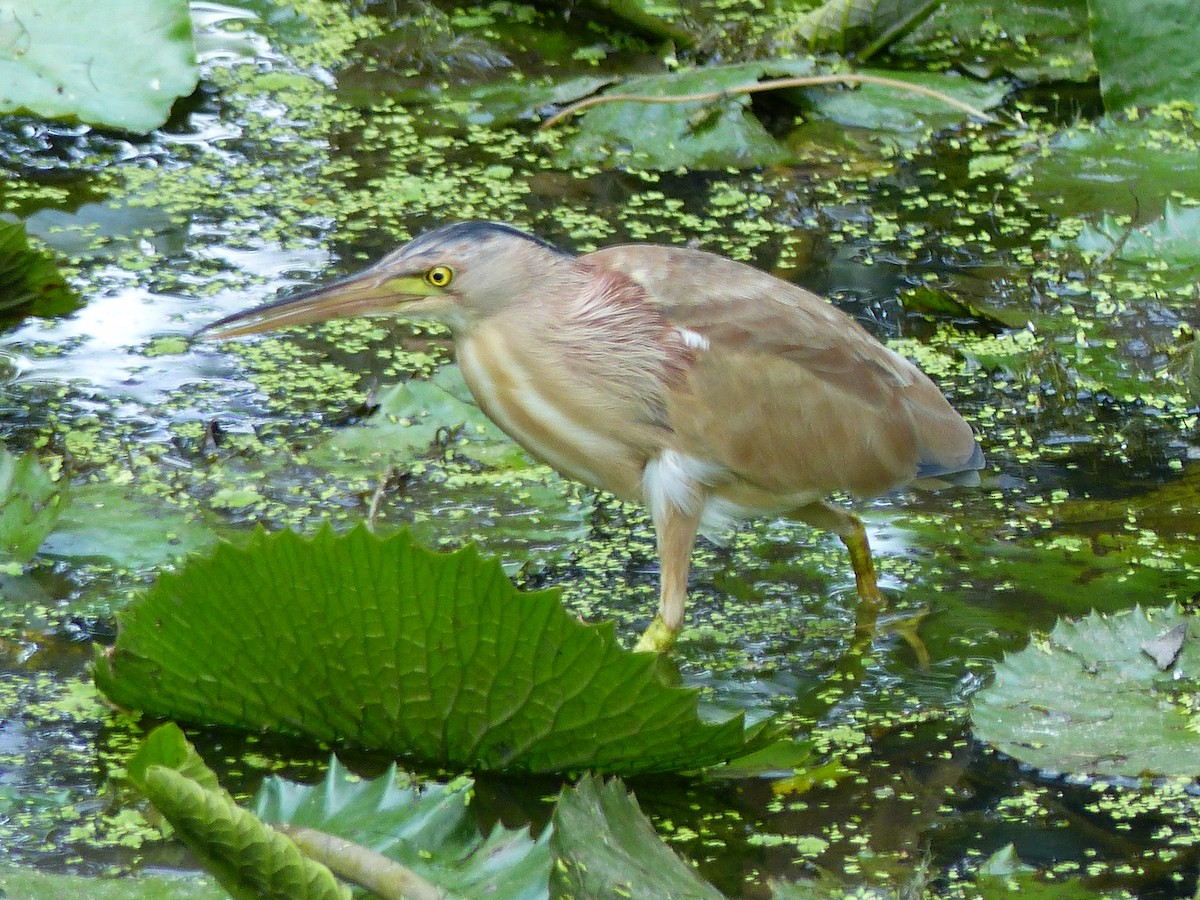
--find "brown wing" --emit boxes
[583,244,982,499]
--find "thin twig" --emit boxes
[367,464,401,531]
[279,824,455,900]
[539,72,1001,131]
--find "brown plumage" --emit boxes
[201,221,983,652]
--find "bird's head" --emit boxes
[197,221,576,340]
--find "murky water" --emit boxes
[2,2,1199,897]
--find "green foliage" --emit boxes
[972,606,1200,779]
[125,725,350,900]
[900,0,1094,82]
[0,220,78,320]
[550,774,723,899]
[0,0,198,132]
[0,865,226,900]
[1070,200,1200,267]
[558,60,815,170]
[1022,108,1200,219]
[1087,0,1200,109]
[787,0,942,56]
[95,526,770,774]
[255,757,550,899]
[39,480,218,570]
[0,445,62,569]
[796,68,1008,145]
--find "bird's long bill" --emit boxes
[197,269,429,340]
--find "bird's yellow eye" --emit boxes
[425,265,454,287]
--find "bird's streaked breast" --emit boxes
[456,326,646,499]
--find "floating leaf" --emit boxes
[319,365,528,469]
[901,0,1094,83]
[39,480,218,571]
[550,775,723,899]
[788,0,943,56]
[0,445,62,568]
[0,865,226,899]
[1087,0,1200,109]
[557,60,815,170]
[95,526,768,774]
[0,0,198,132]
[971,606,1200,779]
[1068,201,1200,268]
[0,220,79,321]
[796,68,1007,142]
[254,757,550,899]
[1023,110,1200,219]
[125,725,350,900]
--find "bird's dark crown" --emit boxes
[406,221,570,257]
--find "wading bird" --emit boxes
[201,222,983,652]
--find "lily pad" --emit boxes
[557,59,816,170]
[94,526,769,774]
[0,445,62,569]
[1087,0,1200,109]
[319,365,529,470]
[39,480,218,571]
[1068,201,1200,269]
[796,68,1008,141]
[0,0,198,133]
[1022,109,1200,219]
[0,866,226,900]
[899,0,1094,83]
[971,605,1200,779]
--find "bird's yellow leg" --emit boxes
[800,502,931,668]
[634,502,703,653]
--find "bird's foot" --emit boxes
[633,615,679,653]
[881,606,932,670]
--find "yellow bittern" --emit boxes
[201,222,983,652]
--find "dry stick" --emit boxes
[539,72,1001,131]
[280,824,457,900]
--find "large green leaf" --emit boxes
[255,757,550,899]
[1067,201,1200,271]
[971,606,1200,779]
[0,0,198,133]
[788,0,942,56]
[125,725,350,900]
[39,480,218,571]
[94,526,766,774]
[550,774,723,899]
[557,60,815,171]
[900,0,1094,83]
[1087,0,1200,109]
[0,445,62,569]
[1021,109,1200,219]
[796,68,1007,143]
[0,866,226,900]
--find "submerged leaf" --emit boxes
[0,221,79,321]
[550,775,723,899]
[971,605,1200,779]
[0,445,63,568]
[95,526,767,774]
